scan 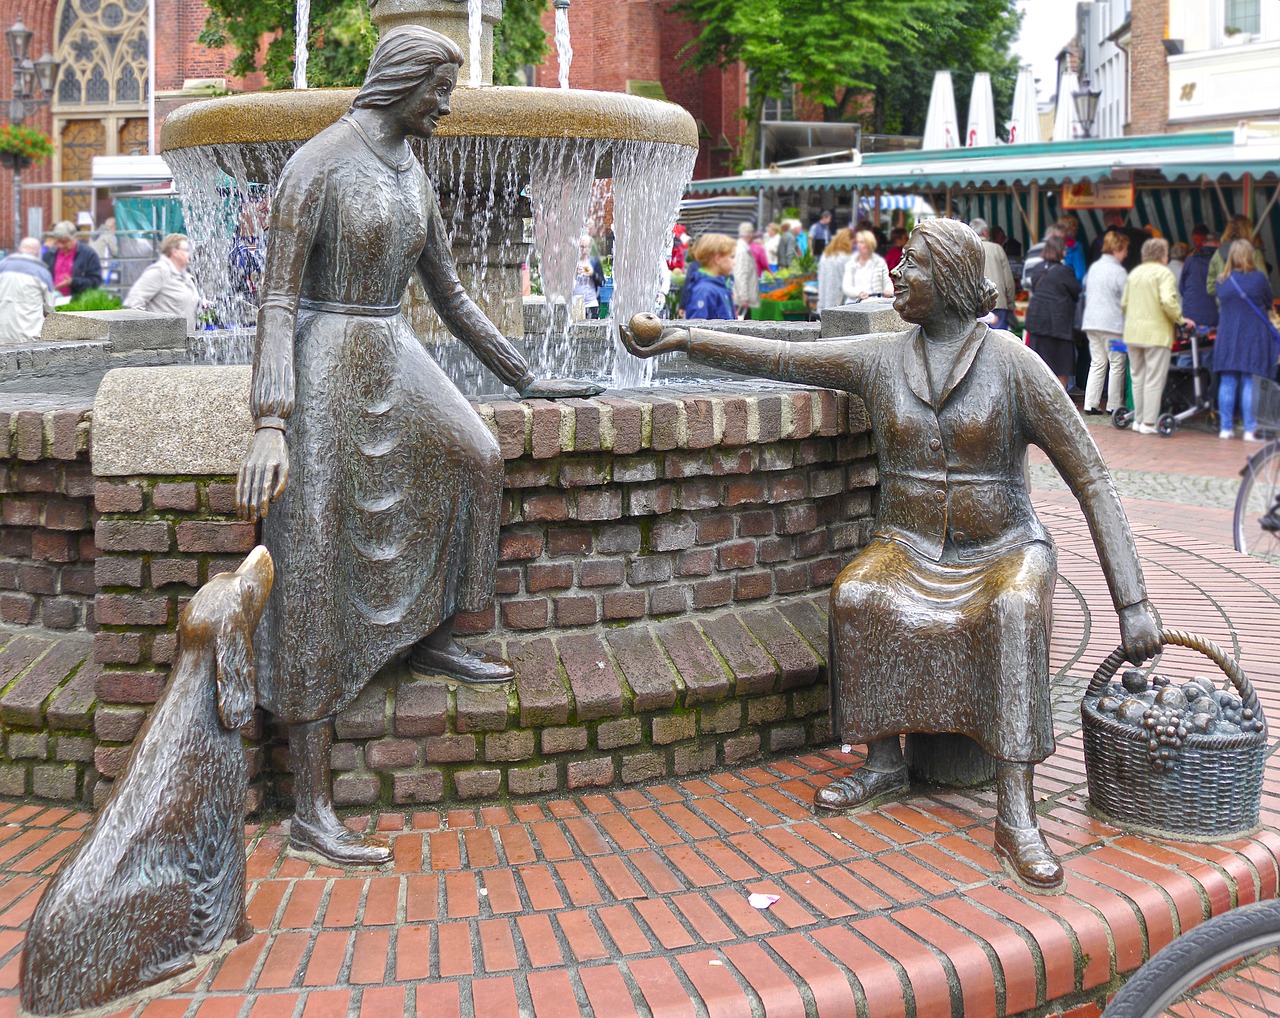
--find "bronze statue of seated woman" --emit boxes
[621,218,1161,892]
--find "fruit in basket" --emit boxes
[1093,670,1266,771]
[1182,677,1214,701]
[1190,712,1215,734]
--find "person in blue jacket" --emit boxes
[682,233,736,320]
[1058,215,1087,284]
[1215,239,1279,442]
[1179,224,1219,330]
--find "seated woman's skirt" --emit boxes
[829,537,1057,764]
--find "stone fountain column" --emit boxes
[370,0,503,88]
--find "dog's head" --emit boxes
[179,546,274,731]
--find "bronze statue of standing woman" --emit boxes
[623,218,1161,892]
[237,27,597,867]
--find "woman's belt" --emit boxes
[297,298,402,317]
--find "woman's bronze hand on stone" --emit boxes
[518,378,605,399]
[236,428,290,524]
[620,312,688,358]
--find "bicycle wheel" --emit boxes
[1106,899,1280,1017]
[1233,442,1280,565]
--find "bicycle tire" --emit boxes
[1233,442,1280,564]
[1106,899,1280,1017]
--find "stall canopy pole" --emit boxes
[1029,181,1040,240]
[1254,181,1280,235]
[1211,176,1233,220]
[1010,184,1034,241]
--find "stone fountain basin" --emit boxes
[160,85,700,178]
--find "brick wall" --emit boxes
[0,406,97,630]
[88,388,876,808]
[1126,0,1170,135]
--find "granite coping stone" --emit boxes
[89,365,869,476]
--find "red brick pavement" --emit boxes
[0,451,1277,1016]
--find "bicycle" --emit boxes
[1232,374,1280,565]
[1105,897,1280,1016]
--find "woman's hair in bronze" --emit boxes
[911,219,999,318]
[352,27,464,109]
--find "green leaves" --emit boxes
[672,0,1022,161]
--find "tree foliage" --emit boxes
[865,0,1022,139]
[672,0,1021,164]
[200,0,549,90]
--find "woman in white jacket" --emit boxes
[1080,231,1130,415]
[842,230,893,301]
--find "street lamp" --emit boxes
[1072,75,1103,140]
[4,18,59,250]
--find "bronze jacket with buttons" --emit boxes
[685,322,1148,613]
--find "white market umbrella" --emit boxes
[922,71,960,150]
[1052,70,1085,141]
[1007,64,1041,145]
[966,72,997,147]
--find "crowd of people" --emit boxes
[0,220,212,343]
[671,211,912,321]
[1020,211,1277,439]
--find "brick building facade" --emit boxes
[0,0,268,248]
[1125,0,1171,135]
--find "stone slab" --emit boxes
[91,365,254,476]
[818,298,907,338]
[42,310,187,352]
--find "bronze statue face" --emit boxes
[396,63,459,139]
[891,232,937,324]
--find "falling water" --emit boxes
[607,140,697,388]
[167,130,695,390]
[294,0,310,90]
[554,7,573,90]
[468,0,483,87]
[165,141,298,364]
[529,139,604,367]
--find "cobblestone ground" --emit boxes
[1030,462,1239,511]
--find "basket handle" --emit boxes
[1084,629,1259,716]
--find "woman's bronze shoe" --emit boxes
[289,816,392,868]
[813,767,909,812]
[994,820,1064,892]
[409,644,514,684]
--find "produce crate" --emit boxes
[750,300,808,322]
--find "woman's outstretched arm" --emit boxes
[621,314,878,393]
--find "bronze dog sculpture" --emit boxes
[20,547,273,1016]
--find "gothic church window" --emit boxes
[52,0,148,109]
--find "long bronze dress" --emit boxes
[250,115,532,724]
[683,323,1147,764]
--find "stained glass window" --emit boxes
[116,63,139,102]
[52,0,148,109]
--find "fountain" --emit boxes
[160,0,699,389]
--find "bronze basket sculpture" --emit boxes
[1082,629,1267,839]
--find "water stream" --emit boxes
[554,7,573,90]
[467,0,483,87]
[293,0,310,90]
